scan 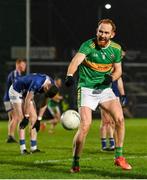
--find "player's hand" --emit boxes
[19,117,29,129]
[120,95,128,107]
[65,75,74,87]
[32,120,40,132]
[102,74,113,85]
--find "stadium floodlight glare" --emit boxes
[105,3,111,9]
[98,3,112,20]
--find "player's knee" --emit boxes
[17,114,24,122]
[30,114,37,122]
[80,123,91,136]
[30,120,36,128]
[19,117,29,129]
[101,119,109,127]
[115,116,124,127]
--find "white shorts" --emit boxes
[77,87,117,111]
[9,85,23,104]
[3,101,13,112]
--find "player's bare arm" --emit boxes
[67,53,86,75]
[117,77,125,95]
[111,62,122,81]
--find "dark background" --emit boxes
[0,0,147,117]
[1,0,147,54]
[32,0,147,49]
[31,0,147,49]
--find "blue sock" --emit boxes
[31,140,37,147]
[31,140,37,151]
[20,139,26,152]
[101,138,107,149]
[109,138,115,148]
[20,139,25,145]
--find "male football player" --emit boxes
[9,73,58,154]
[3,58,26,143]
[65,19,132,171]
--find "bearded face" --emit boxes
[97,36,110,47]
[96,23,115,47]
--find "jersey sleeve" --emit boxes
[114,48,122,63]
[110,41,122,63]
[7,72,14,89]
[78,41,92,55]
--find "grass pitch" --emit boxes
[0,119,147,179]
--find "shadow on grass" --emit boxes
[81,167,147,179]
[1,159,147,179]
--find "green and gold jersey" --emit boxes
[78,38,122,89]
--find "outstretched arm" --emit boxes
[65,53,86,87]
[67,52,86,76]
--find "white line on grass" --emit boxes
[34,158,91,164]
[34,155,147,164]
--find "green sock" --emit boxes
[72,156,80,167]
[115,147,123,158]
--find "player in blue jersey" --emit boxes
[9,73,59,154]
[3,59,26,143]
[100,77,127,151]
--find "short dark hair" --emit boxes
[16,58,26,64]
[45,85,59,98]
[54,77,62,81]
[98,19,116,32]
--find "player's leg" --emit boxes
[7,109,18,143]
[29,101,39,153]
[101,100,124,146]
[47,106,56,133]
[9,85,29,154]
[12,102,29,154]
[100,109,115,151]
[107,119,115,150]
[101,99,132,170]
[38,104,47,131]
[71,106,92,173]
[48,106,61,133]
[100,108,112,150]
[100,109,107,150]
[104,113,115,151]
[71,87,96,173]
[7,111,13,141]
[4,101,17,143]
[47,106,58,133]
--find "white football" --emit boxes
[61,110,80,130]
